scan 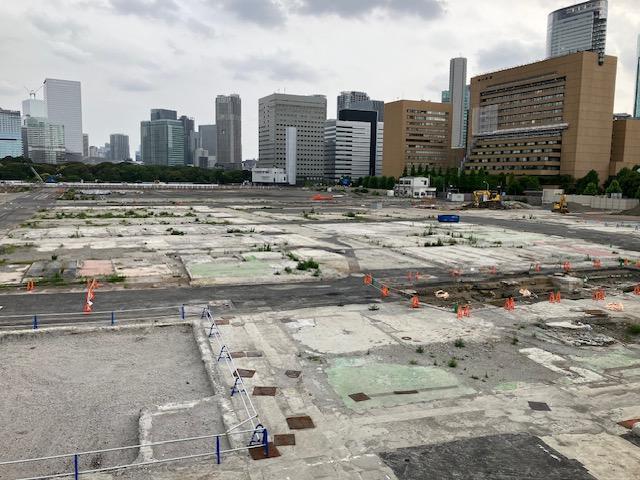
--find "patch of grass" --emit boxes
[416,346,425,354]
[257,243,272,252]
[448,357,458,368]
[409,360,418,365]
[297,258,319,271]
[344,211,357,218]
[284,266,293,274]
[454,338,465,348]
[511,336,519,345]
[627,324,640,335]
[106,274,126,283]
[0,244,18,255]
[286,252,299,262]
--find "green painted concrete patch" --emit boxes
[327,357,474,410]
[188,260,274,279]
[569,348,640,372]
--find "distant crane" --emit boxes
[24,83,44,99]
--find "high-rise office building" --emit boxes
[199,125,217,156]
[141,110,184,166]
[150,109,177,121]
[23,117,65,164]
[441,90,451,103]
[216,95,242,169]
[0,109,23,158]
[44,78,83,160]
[22,98,47,118]
[442,85,470,149]
[82,134,89,158]
[466,51,616,181]
[109,134,130,162]
[382,100,452,178]
[547,1,608,61]
[259,93,327,181]
[634,35,640,118]
[337,91,385,121]
[338,109,383,177]
[179,116,195,165]
[448,58,468,148]
[325,120,381,182]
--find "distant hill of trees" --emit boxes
[0,156,251,184]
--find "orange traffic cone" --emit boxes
[364,274,372,285]
[411,296,420,308]
[634,285,640,296]
[381,286,389,298]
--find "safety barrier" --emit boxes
[203,307,261,434]
[0,427,268,480]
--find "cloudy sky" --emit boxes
[1,0,638,158]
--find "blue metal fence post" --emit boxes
[263,428,269,458]
[180,304,185,320]
[110,311,115,326]
[74,454,79,479]
[33,314,38,330]
[216,435,221,464]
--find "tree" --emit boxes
[605,179,622,195]
[583,182,598,195]
[575,170,599,194]
[369,176,379,189]
[402,166,408,177]
[410,164,416,176]
[416,164,424,176]
[362,176,370,188]
[386,176,396,189]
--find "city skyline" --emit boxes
[1,0,638,159]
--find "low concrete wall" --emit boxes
[543,190,639,210]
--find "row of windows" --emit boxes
[499,109,563,122]
[467,165,561,171]
[481,91,564,107]
[500,117,564,128]
[468,156,560,163]
[407,109,447,115]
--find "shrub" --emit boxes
[297,259,319,271]
[627,324,640,335]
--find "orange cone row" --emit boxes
[592,289,606,301]
[26,280,36,292]
[549,291,562,303]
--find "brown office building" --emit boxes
[466,51,617,181]
[382,100,452,178]
[610,117,640,176]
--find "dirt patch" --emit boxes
[0,325,213,479]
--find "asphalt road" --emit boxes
[0,277,378,327]
[0,188,56,232]
[463,214,640,251]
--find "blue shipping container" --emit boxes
[437,214,460,223]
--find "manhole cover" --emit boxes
[274,434,296,446]
[249,442,280,460]
[349,392,371,402]
[285,370,301,378]
[528,401,551,411]
[286,415,315,430]
[233,369,256,378]
[401,336,412,341]
[253,386,277,396]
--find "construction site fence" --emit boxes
[0,304,202,330]
[0,427,269,480]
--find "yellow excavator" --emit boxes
[472,190,502,207]
[552,194,569,214]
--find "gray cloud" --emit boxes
[0,80,22,96]
[476,40,545,73]
[217,0,286,27]
[110,78,155,92]
[108,0,180,22]
[294,0,446,18]
[223,52,318,82]
[50,41,91,63]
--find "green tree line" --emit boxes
[0,157,251,184]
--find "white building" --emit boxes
[252,167,288,184]
[448,57,468,148]
[285,126,297,185]
[325,120,372,181]
[44,78,83,159]
[394,177,437,198]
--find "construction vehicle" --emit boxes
[472,190,502,208]
[552,194,569,214]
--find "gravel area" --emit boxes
[0,325,213,479]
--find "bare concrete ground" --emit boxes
[0,325,213,479]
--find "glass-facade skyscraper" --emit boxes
[0,109,23,158]
[546,1,608,61]
[215,95,242,169]
[141,111,184,166]
[44,78,83,159]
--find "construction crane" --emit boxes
[551,194,569,214]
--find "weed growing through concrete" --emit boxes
[448,358,458,368]
[409,360,418,365]
[627,324,640,335]
[106,274,126,283]
[512,337,519,345]
[297,259,319,271]
[416,346,425,354]
[454,338,465,348]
